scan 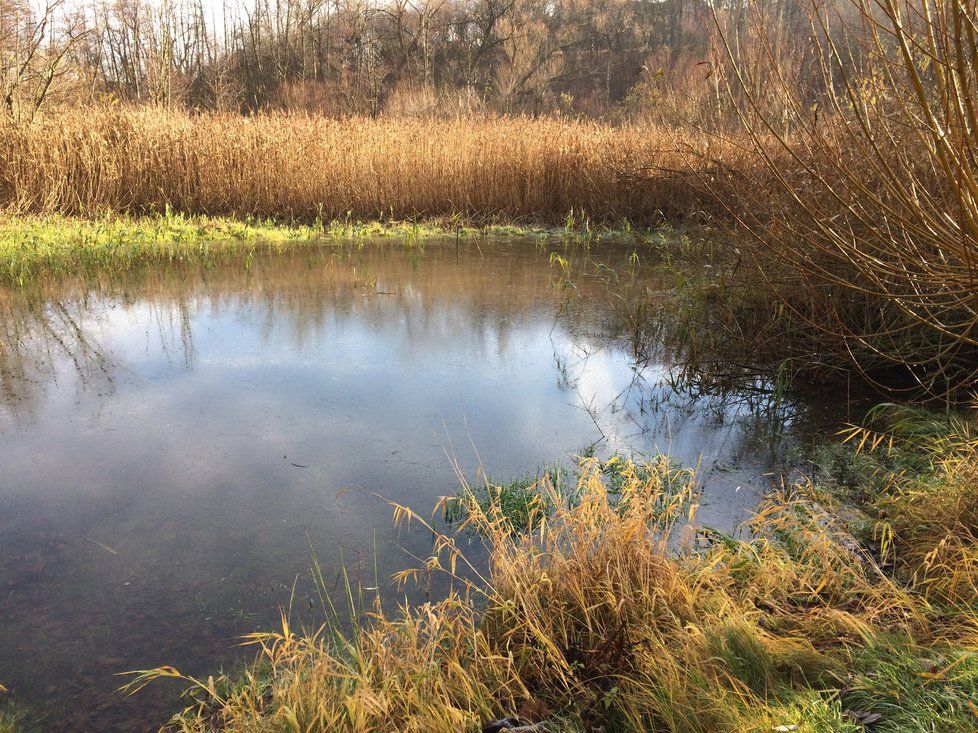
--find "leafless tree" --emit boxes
[1,0,87,120]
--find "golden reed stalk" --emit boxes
[0,109,732,224]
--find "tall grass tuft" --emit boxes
[130,445,978,732]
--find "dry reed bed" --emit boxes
[0,110,731,224]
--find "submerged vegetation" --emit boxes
[127,407,978,733]
[0,697,28,733]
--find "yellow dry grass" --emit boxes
[127,451,976,733]
[0,109,730,225]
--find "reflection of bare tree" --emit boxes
[0,240,824,443]
[547,253,829,462]
[0,288,215,423]
[0,292,114,422]
[0,242,635,422]
[548,323,813,465]
[151,299,197,370]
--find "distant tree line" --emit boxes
[1,0,819,119]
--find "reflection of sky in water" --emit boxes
[0,243,838,731]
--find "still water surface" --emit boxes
[0,240,841,730]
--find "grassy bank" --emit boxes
[0,212,639,284]
[0,111,714,283]
[123,407,977,733]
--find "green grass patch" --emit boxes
[443,453,695,533]
[843,634,978,732]
[0,211,660,285]
[0,212,530,284]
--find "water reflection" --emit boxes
[0,240,838,731]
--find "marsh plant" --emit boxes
[720,0,978,396]
[0,113,721,226]
[126,424,978,732]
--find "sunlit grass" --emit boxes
[0,210,665,284]
[122,417,977,732]
[840,404,978,612]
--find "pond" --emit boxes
[0,239,846,731]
